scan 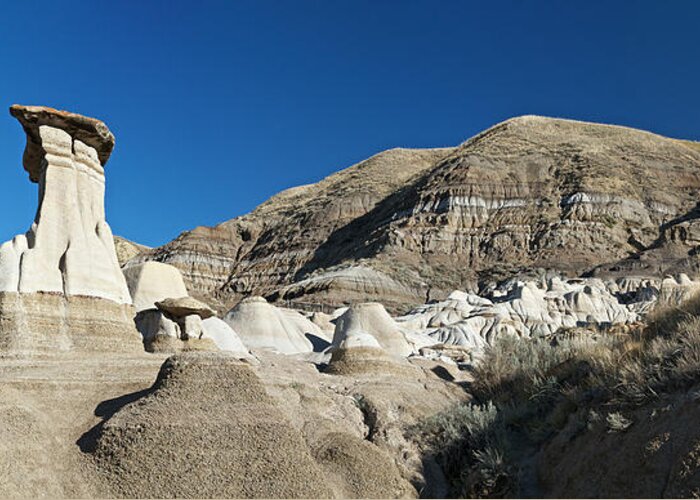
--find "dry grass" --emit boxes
[252,147,452,217]
[411,401,513,498]
[414,293,700,497]
[644,291,700,337]
[679,139,700,154]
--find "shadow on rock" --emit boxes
[77,388,152,453]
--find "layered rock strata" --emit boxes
[0,294,141,353]
[0,105,139,354]
[327,330,415,376]
[132,117,700,312]
[132,148,453,311]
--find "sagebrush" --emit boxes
[415,293,700,497]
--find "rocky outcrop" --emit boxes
[113,236,149,267]
[0,294,142,353]
[131,148,453,310]
[223,296,322,354]
[327,330,414,376]
[154,296,213,341]
[133,117,700,312]
[224,297,328,354]
[122,261,189,312]
[392,273,700,359]
[135,295,248,356]
[200,317,251,357]
[0,105,130,303]
[269,265,420,312]
[86,349,471,498]
[155,296,215,320]
[332,302,413,357]
[125,259,250,356]
[0,105,141,354]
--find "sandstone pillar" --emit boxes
[0,105,131,304]
[0,105,140,354]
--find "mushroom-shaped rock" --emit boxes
[332,302,413,357]
[135,309,181,344]
[0,105,130,304]
[122,262,188,312]
[223,296,316,354]
[135,308,235,355]
[154,296,216,342]
[10,104,115,182]
[155,296,216,319]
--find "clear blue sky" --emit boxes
[0,1,698,247]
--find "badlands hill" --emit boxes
[5,104,700,498]
[131,116,700,312]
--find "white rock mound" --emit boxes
[336,330,382,350]
[332,302,413,357]
[122,261,189,312]
[223,296,320,354]
[397,276,646,356]
[201,317,252,358]
[327,327,415,376]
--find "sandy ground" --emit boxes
[0,352,166,498]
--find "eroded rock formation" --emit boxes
[91,353,337,498]
[0,105,130,303]
[0,105,140,354]
[89,350,465,498]
[131,148,453,311]
[130,116,700,312]
[394,274,700,359]
[122,261,189,312]
[223,296,324,354]
[332,302,413,357]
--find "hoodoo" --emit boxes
[0,105,129,301]
[0,105,140,354]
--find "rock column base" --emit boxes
[0,292,143,355]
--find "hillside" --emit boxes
[132,116,700,312]
[132,147,454,310]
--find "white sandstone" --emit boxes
[200,317,252,358]
[122,262,189,312]
[0,108,130,304]
[223,296,317,354]
[332,302,413,357]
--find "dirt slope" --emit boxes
[539,385,700,498]
[0,352,165,497]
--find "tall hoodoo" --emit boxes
[0,105,130,304]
